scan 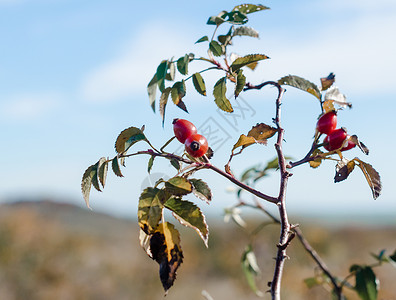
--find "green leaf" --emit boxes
[222,10,248,25]
[241,245,263,297]
[138,187,167,234]
[350,265,378,300]
[148,155,155,174]
[213,77,233,112]
[189,179,212,204]
[233,26,259,38]
[355,158,382,200]
[156,60,168,92]
[195,35,209,44]
[150,222,183,292]
[90,161,102,193]
[147,74,157,112]
[207,11,227,25]
[192,72,206,96]
[209,40,223,57]
[165,176,193,196]
[111,156,123,177]
[115,126,147,154]
[230,54,269,71]
[165,61,176,81]
[232,4,270,15]
[165,197,209,247]
[81,164,97,209]
[171,81,188,112]
[177,54,189,75]
[170,158,181,171]
[97,157,108,188]
[278,75,321,100]
[159,87,172,126]
[235,69,246,98]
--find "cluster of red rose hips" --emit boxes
[316,111,356,152]
[173,119,209,158]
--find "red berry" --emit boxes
[342,137,356,152]
[184,134,208,158]
[173,119,197,143]
[316,111,337,135]
[323,128,347,151]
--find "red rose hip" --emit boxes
[173,118,197,143]
[184,134,208,158]
[323,128,347,151]
[316,111,337,135]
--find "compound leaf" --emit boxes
[165,197,209,247]
[115,126,147,154]
[213,77,233,112]
[278,75,321,100]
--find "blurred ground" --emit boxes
[0,200,395,300]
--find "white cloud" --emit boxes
[1,92,62,122]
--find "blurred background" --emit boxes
[0,0,395,299]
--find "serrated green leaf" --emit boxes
[81,164,97,208]
[192,72,206,96]
[355,158,382,200]
[241,245,263,297]
[111,156,123,177]
[138,187,167,234]
[213,77,233,112]
[165,176,193,196]
[97,157,108,189]
[171,81,188,112]
[159,87,171,126]
[209,40,223,57]
[177,54,189,75]
[230,54,269,71]
[233,26,259,38]
[148,155,155,174]
[235,69,246,98]
[189,179,212,204]
[350,265,378,300]
[90,161,101,193]
[195,35,209,44]
[232,4,270,14]
[115,126,147,154]
[165,197,209,247]
[278,75,321,100]
[156,60,168,92]
[147,74,157,112]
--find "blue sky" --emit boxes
[1,0,395,220]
